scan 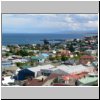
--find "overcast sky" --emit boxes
[2,14,98,34]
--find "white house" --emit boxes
[85,49,97,55]
[27,64,55,77]
[2,46,10,52]
[12,58,28,63]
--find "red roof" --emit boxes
[62,72,88,80]
[25,79,44,86]
[24,74,62,86]
[80,55,95,59]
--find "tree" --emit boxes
[5,52,10,57]
[73,56,80,60]
[49,56,55,61]
[61,56,68,61]
[16,62,23,67]
[15,50,28,57]
[55,56,61,61]
[28,52,34,56]
[69,45,75,52]
[30,60,36,66]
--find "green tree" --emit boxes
[5,52,10,57]
[15,50,28,56]
[55,56,61,61]
[49,56,55,61]
[61,56,68,61]
[16,62,23,67]
[69,45,75,52]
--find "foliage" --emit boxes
[61,56,69,61]
[16,62,24,67]
[69,45,75,52]
[15,50,28,57]
[49,56,55,61]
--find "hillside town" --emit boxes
[2,35,98,86]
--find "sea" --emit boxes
[2,33,98,46]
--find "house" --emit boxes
[53,76,76,86]
[2,46,10,52]
[64,59,77,65]
[31,55,45,63]
[2,60,14,68]
[12,55,22,59]
[78,76,98,86]
[39,53,49,59]
[28,64,55,77]
[58,49,73,57]
[52,65,89,75]
[85,49,97,55]
[12,58,28,64]
[79,55,96,65]
[88,72,98,77]
[15,64,55,80]
[23,73,61,86]
[54,72,97,86]
[14,68,35,80]
[91,61,98,68]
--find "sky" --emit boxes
[2,14,98,34]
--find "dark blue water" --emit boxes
[2,33,97,45]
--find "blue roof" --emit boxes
[41,53,49,57]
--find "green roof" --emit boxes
[31,56,38,59]
[79,76,98,84]
[31,56,44,60]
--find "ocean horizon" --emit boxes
[2,33,98,46]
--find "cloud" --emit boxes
[2,14,98,33]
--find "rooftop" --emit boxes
[78,76,98,84]
[80,55,95,59]
[27,64,55,72]
[54,64,89,74]
[31,56,44,60]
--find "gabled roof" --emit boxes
[80,55,95,59]
[27,64,55,73]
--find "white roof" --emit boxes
[28,64,55,73]
[53,65,89,74]
[27,64,89,74]
[88,72,98,76]
[2,76,15,85]
[12,59,28,63]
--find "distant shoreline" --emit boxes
[2,32,98,35]
[2,33,98,46]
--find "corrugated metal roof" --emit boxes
[27,64,55,73]
[54,65,89,74]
